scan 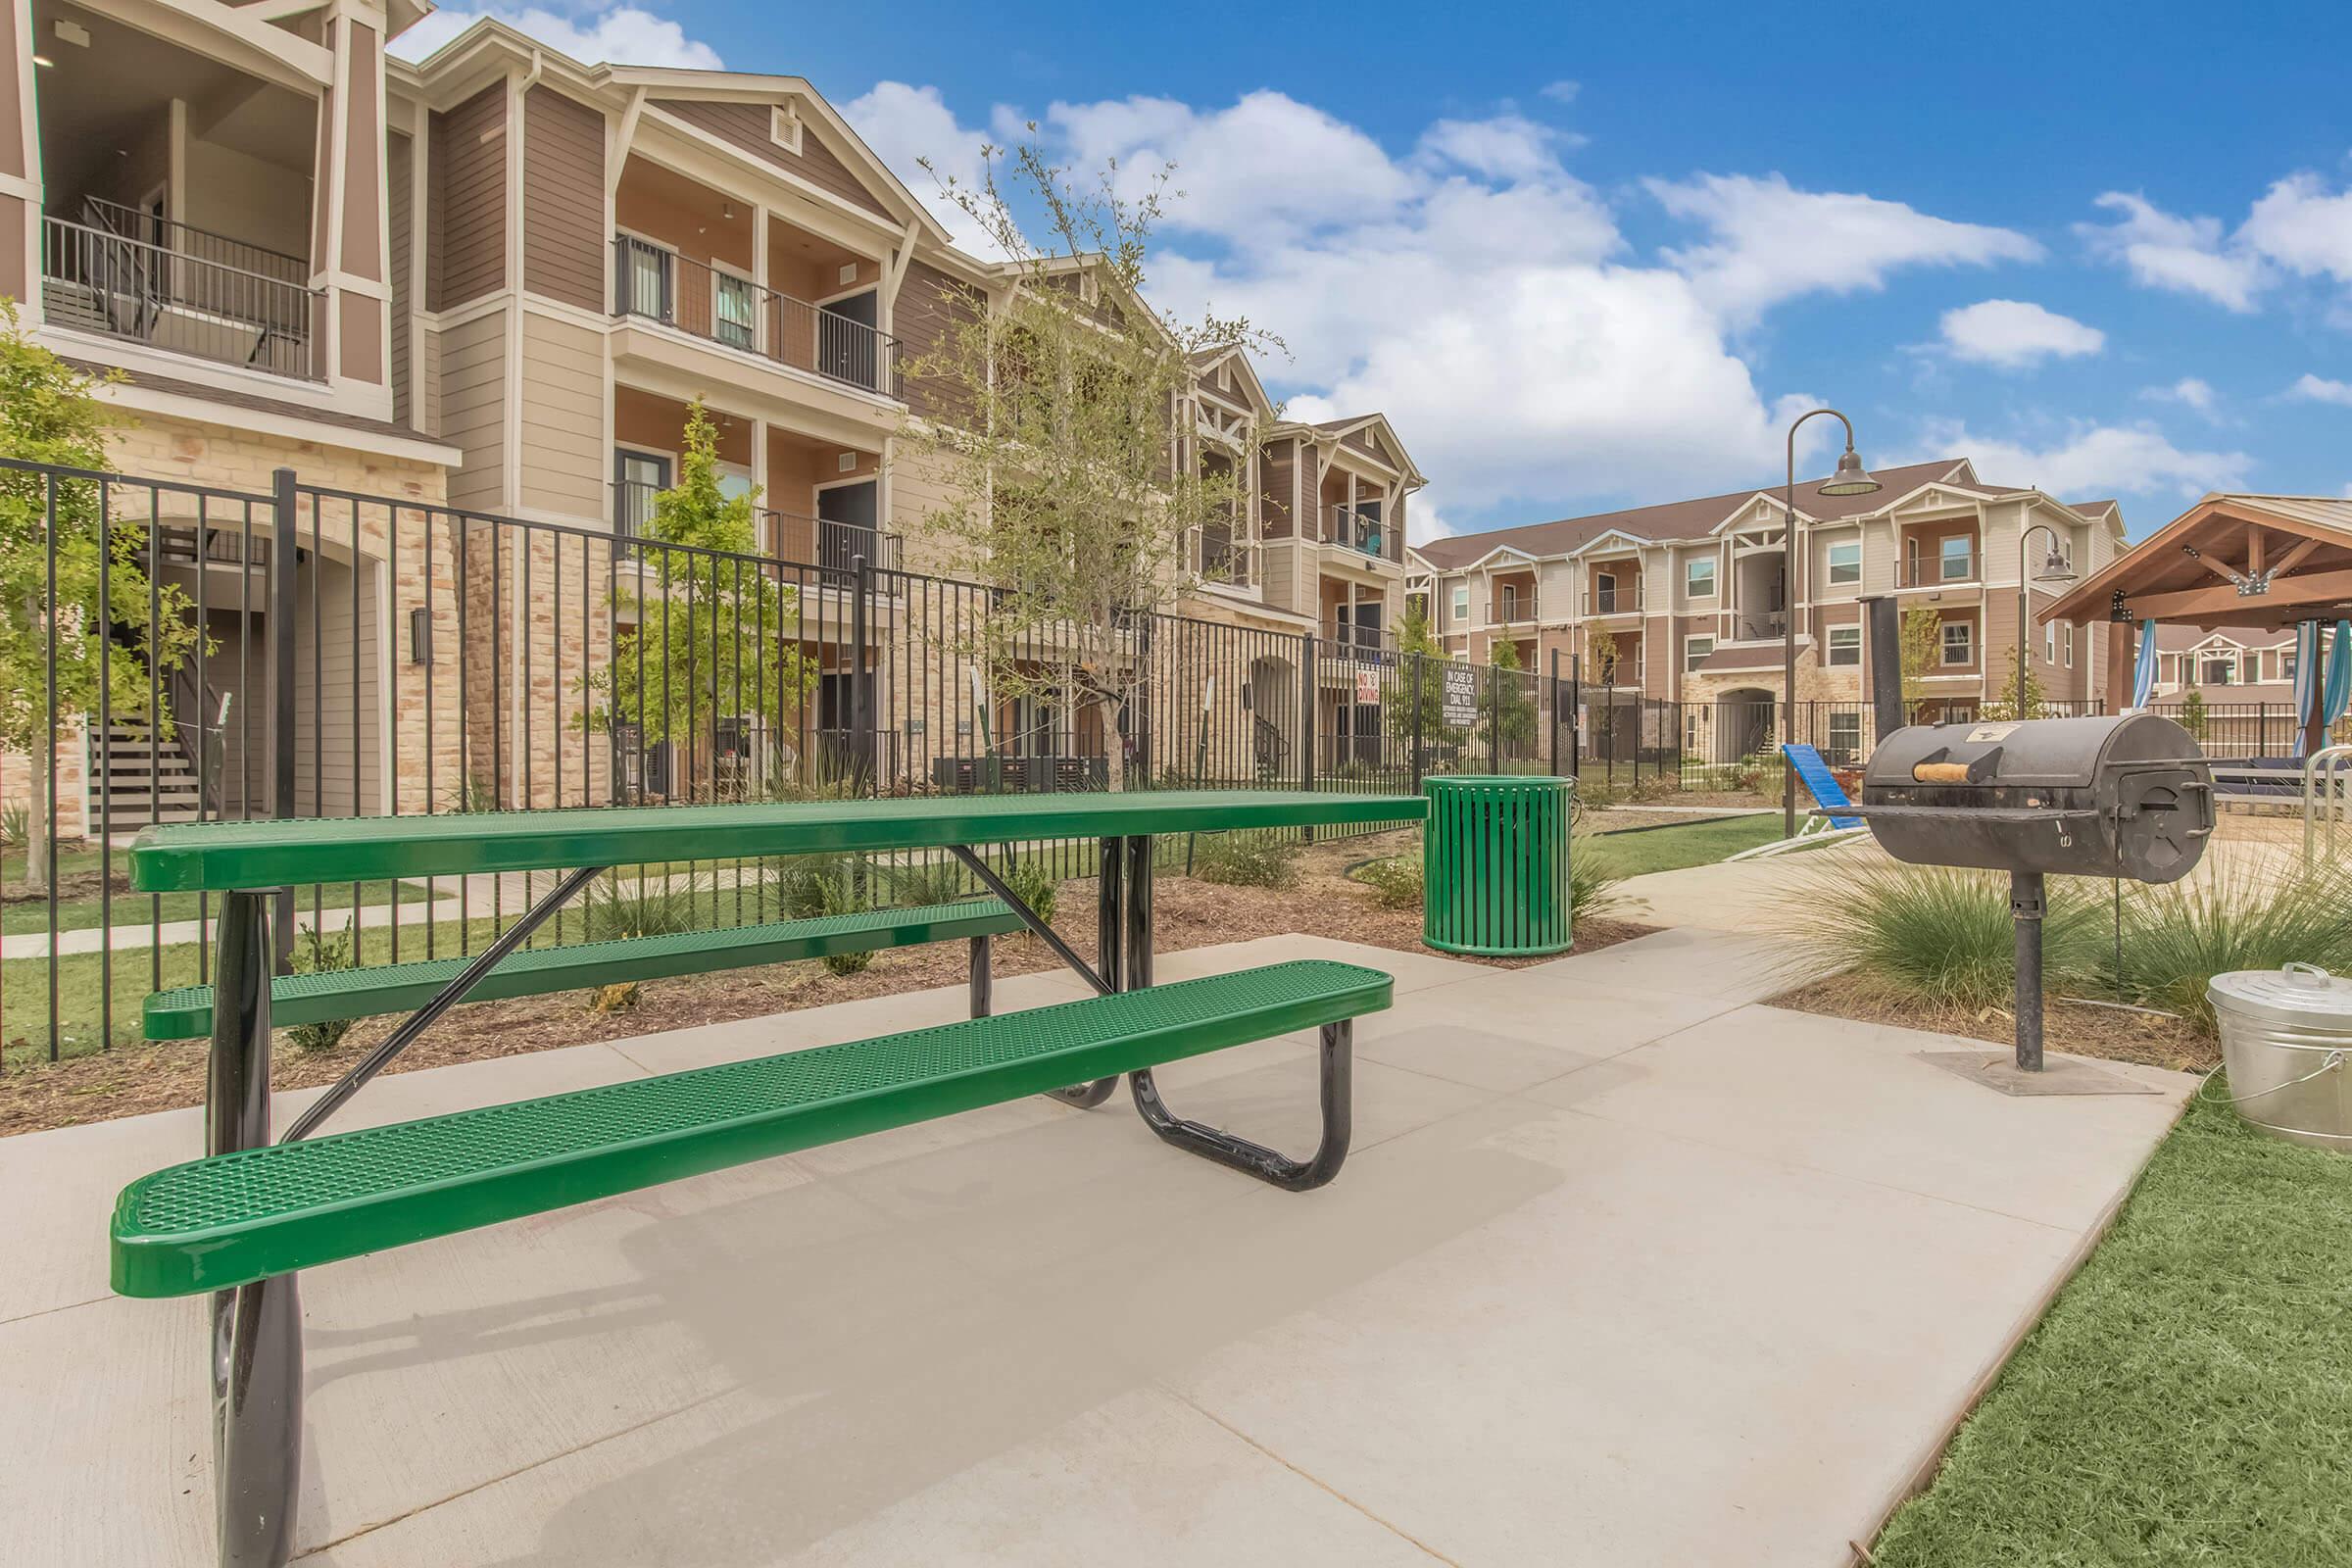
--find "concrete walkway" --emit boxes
[0,931,2190,1566]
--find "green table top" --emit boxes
[128,789,1429,893]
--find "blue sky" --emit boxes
[397,1,2352,542]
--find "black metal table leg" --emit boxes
[1131,1020,1354,1191]
[210,891,302,1567]
[968,933,992,1018]
[1124,834,1153,989]
[1046,834,1127,1108]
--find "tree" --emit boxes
[1479,636,1538,759]
[897,131,1277,778]
[1382,602,1457,757]
[1983,658,2049,722]
[2176,687,2210,741]
[1898,607,1941,715]
[0,302,201,891]
[584,401,812,795]
[1585,623,1623,757]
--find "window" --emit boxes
[621,237,673,320]
[1827,625,1861,666]
[612,449,670,542]
[1686,557,1717,598]
[2044,622,2057,663]
[1685,708,1703,751]
[1941,618,1973,666]
[713,270,758,351]
[1827,710,1862,763]
[2065,624,2075,667]
[1939,534,1974,581]
[1500,583,1520,621]
[1828,540,1861,586]
[1685,635,1715,672]
[2284,652,2300,684]
[1451,585,1470,622]
[2203,657,2234,686]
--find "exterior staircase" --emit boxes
[88,717,206,828]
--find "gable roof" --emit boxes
[2153,621,2295,653]
[1413,459,1974,571]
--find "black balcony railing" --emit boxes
[1324,505,1387,557]
[1488,592,1537,623]
[41,216,320,379]
[82,196,308,287]
[1583,581,1643,614]
[1200,523,1252,587]
[1325,620,1395,662]
[612,480,901,572]
[1896,553,1977,588]
[613,235,902,398]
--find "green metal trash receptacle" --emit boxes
[1422,775,1574,956]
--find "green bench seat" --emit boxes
[143,899,1026,1041]
[112,958,1392,1298]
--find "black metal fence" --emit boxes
[14,453,2343,1066]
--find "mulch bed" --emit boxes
[1771,972,2216,1074]
[0,830,1650,1136]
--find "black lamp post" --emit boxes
[1783,411,1880,839]
[2014,523,2079,716]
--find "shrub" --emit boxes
[287,919,360,1054]
[1352,854,1424,910]
[577,869,718,1010]
[879,854,969,908]
[2108,856,2352,1036]
[1195,832,1300,889]
[0,800,24,848]
[773,854,876,975]
[1773,861,2101,1013]
[1005,859,1059,927]
[1568,828,1627,926]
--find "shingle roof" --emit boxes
[2152,622,2295,653]
[1414,459,1976,570]
[74,359,438,444]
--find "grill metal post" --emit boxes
[2011,869,2046,1072]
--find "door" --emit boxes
[621,239,673,320]
[612,450,669,546]
[816,479,880,573]
[818,289,880,389]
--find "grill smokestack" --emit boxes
[1862,594,1903,750]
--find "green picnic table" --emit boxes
[112,787,1426,1568]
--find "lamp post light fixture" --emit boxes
[1783,410,1880,839]
[2014,523,2079,718]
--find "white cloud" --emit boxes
[1649,172,2041,322]
[1910,419,2251,501]
[2242,173,2352,290]
[840,81,1009,259]
[389,4,720,67]
[2079,191,2266,312]
[1415,116,1568,183]
[2288,372,2352,406]
[1937,299,2104,368]
[2142,376,2219,415]
[1539,80,1581,104]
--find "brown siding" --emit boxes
[521,85,605,313]
[1259,444,1295,537]
[388,131,414,427]
[895,259,983,423]
[428,83,508,311]
[651,99,891,218]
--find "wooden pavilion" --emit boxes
[2047,493,2352,752]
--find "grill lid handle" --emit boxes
[1910,744,2004,786]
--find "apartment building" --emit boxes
[1407,459,2127,746]
[2148,624,2296,702]
[1,3,1423,817]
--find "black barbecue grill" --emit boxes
[1836,712,2215,1070]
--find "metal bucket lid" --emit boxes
[2207,963,2352,1031]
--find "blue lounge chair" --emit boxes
[1726,744,1868,860]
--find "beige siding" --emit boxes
[293,551,386,817]
[516,311,606,519]
[413,320,443,438]
[429,83,508,311]
[886,449,965,577]
[438,309,508,511]
[521,86,606,313]
[653,99,891,218]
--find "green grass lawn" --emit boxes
[1873,1091,2352,1566]
[1581,813,1785,879]
[0,844,434,936]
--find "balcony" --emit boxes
[1200,524,1256,590]
[1323,505,1388,559]
[1895,548,1979,588]
[40,209,319,380]
[1325,620,1395,662]
[613,480,902,573]
[1731,611,1788,641]
[1583,582,1644,615]
[613,235,901,399]
[1487,591,1538,624]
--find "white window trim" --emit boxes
[1451,585,1470,622]
[1940,618,1974,666]
[1826,625,1861,666]
[1684,634,1715,672]
[1685,558,1718,598]
[1939,535,1975,581]
[2065,623,2075,667]
[1827,540,1862,586]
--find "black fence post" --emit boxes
[1487,662,1501,773]
[850,553,872,796]
[1408,653,1425,791]
[268,467,298,975]
[1298,632,1316,841]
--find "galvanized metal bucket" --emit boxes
[2207,963,2352,1151]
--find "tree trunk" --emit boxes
[23,730,51,897]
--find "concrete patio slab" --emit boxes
[0,931,2194,1567]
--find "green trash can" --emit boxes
[1422,775,1574,956]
